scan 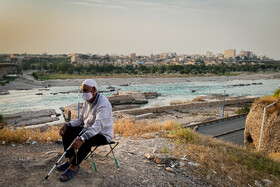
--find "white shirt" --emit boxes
[66,94,114,143]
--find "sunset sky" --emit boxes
[0,0,279,59]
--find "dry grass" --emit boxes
[113,117,177,137]
[192,96,204,102]
[270,153,280,163]
[170,96,205,105]
[0,117,176,143]
[255,96,280,113]
[170,100,192,105]
[166,126,280,186]
[0,126,61,144]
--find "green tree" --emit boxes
[158,65,166,74]
[67,67,74,74]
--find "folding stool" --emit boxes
[84,141,119,171]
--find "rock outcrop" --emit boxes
[3,109,60,127]
[109,91,150,105]
[244,98,280,153]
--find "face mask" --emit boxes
[82,92,93,101]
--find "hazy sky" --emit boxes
[0,0,280,59]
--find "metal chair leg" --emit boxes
[90,149,98,172]
[84,146,98,160]
[105,142,119,157]
[85,143,119,172]
[109,144,119,168]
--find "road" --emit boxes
[197,116,246,146]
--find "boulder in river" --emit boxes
[109,91,148,105]
[0,91,9,95]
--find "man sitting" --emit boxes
[58,79,114,182]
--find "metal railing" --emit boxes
[258,99,280,151]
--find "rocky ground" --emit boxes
[132,106,240,126]
[0,134,213,187]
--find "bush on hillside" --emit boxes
[273,88,280,98]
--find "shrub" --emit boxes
[31,72,38,79]
[237,106,250,114]
[273,88,280,98]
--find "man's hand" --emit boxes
[72,137,84,150]
[59,124,67,137]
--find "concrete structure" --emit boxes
[0,63,19,79]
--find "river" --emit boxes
[0,79,278,117]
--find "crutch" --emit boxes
[44,128,87,180]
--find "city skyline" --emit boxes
[0,0,280,59]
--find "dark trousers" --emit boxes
[62,126,108,166]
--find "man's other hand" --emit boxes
[59,124,67,137]
[72,137,84,150]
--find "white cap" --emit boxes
[82,79,97,89]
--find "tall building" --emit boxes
[239,50,254,59]
[129,53,136,59]
[224,49,236,59]
[68,54,80,63]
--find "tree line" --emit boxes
[20,57,280,76]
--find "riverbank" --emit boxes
[0,71,279,92]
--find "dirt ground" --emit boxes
[0,135,213,187]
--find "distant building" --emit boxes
[136,61,145,65]
[68,54,80,63]
[224,49,236,59]
[206,51,213,58]
[168,52,176,58]
[259,55,269,60]
[239,50,254,59]
[9,54,25,61]
[68,53,92,64]
[0,63,19,80]
[129,53,136,59]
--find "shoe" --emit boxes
[59,166,79,182]
[56,161,70,171]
